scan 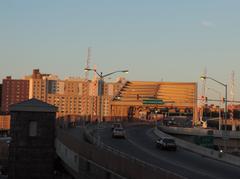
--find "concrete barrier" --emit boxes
[158,126,240,139]
[56,138,126,179]
[154,127,240,167]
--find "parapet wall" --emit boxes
[158,126,240,139]
[155,126,240,167]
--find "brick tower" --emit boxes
[8,98,57,179]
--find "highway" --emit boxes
[99,124,240,179]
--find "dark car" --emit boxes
[156,137,177,151]
[112,127,126,138]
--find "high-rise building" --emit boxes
[1,76,29,113]
[98,80,126,120]
[25,69,51,102]
[23,69,198,122]
[0,84,2,112]
[47,77,85,118]
[23,69,127,120]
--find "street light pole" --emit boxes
[99,73,103,123]
[201,75,228,151]
[224,85,228,132]
[207,87,222,130]
[84,68,128,123]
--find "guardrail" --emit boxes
[154,126,240,167]
[56,122,185,179]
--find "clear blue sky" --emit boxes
[1,0,240,89]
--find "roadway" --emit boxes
[99,123,240,179]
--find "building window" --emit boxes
[29,121,38,137]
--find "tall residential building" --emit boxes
[47,77,85,118]
[98,80,126,120]
[1,76,29,113]
[0,84,2,112]
[23,69,127,120]
[1,69,197,122]
[46,75,124,120]
[25,69,52,102]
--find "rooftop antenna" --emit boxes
[85,47,91,80]
[201,67,207,102]
[93,64,97,80]
[230,70,235,104]
[83,47,91,122]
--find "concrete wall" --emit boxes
[56,138,125,179]
[154,127,240,167]
[158,126,240,139]
[56,139,79,173]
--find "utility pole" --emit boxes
[200,75,228,152]
[90,65,97,122]
[199,68,207,126]
[230,71,235,131]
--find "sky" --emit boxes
[1,0,240,99]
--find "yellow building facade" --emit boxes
[111,81,198,123]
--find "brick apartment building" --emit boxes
[0,83,2,112]
[9,99,57,179]
[1,69,197,122]
[1,76,29,113]
[25,69,125,120]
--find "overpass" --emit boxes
[55,122,240,179]
[55,123,184,179]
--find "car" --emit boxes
[112,127,126,138]
[111,123,122,131]
[156,137,177,151]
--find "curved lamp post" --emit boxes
[84,68,128,122]
[200,75,228,151]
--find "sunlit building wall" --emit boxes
[25,69,50,102]
[0,115,10,130]
[47,77,85,118]
[1,76,29,113]
[0,84,2,112]
[111,81,198,122]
